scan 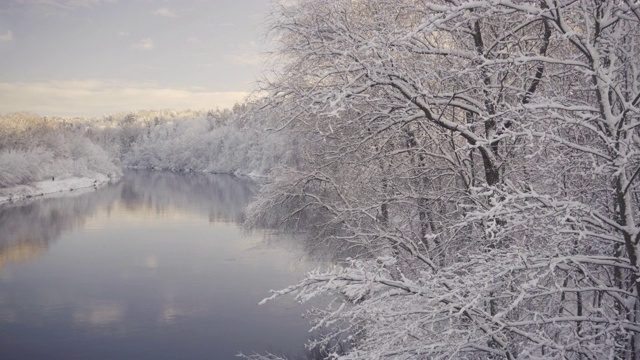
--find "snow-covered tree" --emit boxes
[0,113,120,188]
[118,104,297,176]
[250,0,640,358]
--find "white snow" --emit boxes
[0,173,116,204]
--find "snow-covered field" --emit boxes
[0,173,116,204]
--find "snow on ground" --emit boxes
[0,173,116,204]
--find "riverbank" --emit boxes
[0,173,118,204]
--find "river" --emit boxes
[0,170,316,359]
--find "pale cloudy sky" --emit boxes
[0,0,272,116]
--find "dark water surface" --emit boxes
[0,170,314,360]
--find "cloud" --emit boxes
[0,79,249,116]
[144,255,158,269]
[225,41,264,66]
[153,7,178,18]
[186,36,200,45]
[225,53,263,66]
[67,0,118,7]
[13,0,117,17]
[0,31,12,42]
[133,38,154,50]
[117,30,129,36]
[20,0,117,6]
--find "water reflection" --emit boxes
[116,170,256,223]
[0,170,256,271]
[0,187,118,270]
[0,170,314,360]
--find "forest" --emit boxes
[0,105,296,190]
[1,0,639,359]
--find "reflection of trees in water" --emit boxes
[0,170,258,269]
[120,170,257,223]
[0,184,123,269]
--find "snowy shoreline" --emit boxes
[0,168,263,205]
[0,173,118,204]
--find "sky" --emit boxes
[0,0,272,117]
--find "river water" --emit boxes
[0,170,316,359]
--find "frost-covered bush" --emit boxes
[0,149,52,187]
[0,113,120,188]
[121,106,296,176]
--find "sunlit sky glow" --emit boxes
[0,0,271,117]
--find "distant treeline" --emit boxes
[0,112,119,187]
[0,103,299,188]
